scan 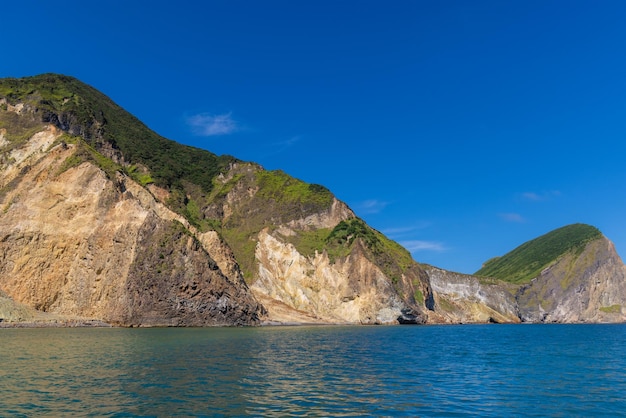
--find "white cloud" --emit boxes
[355,199,389,214]
[522,192,541,201]
[186,112,238,136]
[499,212,526,223]
[399,240,446,252]
[521,190,562,202]
[381,222,431,237]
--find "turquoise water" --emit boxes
[1,324,625,417]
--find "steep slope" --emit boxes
[0,73,433,325]
[3,74,624,326]
[425,266,520,324]
[197,163,434,324]
[0,73,237,193]
[474,224,626,323]
[0,124,262,326]
[516,236,626,322]
[475,224,602,284]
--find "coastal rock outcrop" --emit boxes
[253,229,408,324]
[516,236,626,323]
[0,125,262,326]
[425,266,520,323]
[0,74,429,326]
[1,74,625,327]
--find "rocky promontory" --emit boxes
[1,74,624,326]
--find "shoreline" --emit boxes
[0,319,113,328]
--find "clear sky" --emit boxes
[2,1,625,274]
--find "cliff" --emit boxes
[516,236,626,322]
[0,74,431,326]
[1,74,624,326]
[424,266,520,323]
[0,124,262,326]
[425,225,626,324]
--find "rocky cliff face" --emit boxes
[424,235,626,324]
[0,124,263,326]
[516,237,626,323]
[0,74,432,326]
[1,74,625,327]
[204,163,432,324]
[424,266,520,323]
[253,229,409,324]
[0,124,430,325]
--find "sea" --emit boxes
[1,324,625,417]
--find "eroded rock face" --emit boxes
[2,123,625,327]
[252,229,405,324]
[122,216,262,326]
[425,266,520,323]
[517,237,626,323]
[0,127,263,326]
[423,236,626,324]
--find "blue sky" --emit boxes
[2,1,625,274]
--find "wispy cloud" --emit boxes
[381,222,431,237]
[186,112,238,136]
[399,240,446,252]
[499,212,526,223]
[522,192,541,201]
[355,199,389,214]
[273,136,300,147]
[520,190,561,202]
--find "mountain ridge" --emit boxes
[1,73,624,326]
[0,73,431,325]
[475,223,603,284]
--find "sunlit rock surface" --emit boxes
[0,127,263,326]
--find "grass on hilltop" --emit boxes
[475,223,602,284]
[0,73,237,193]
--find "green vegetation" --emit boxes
[284,218,419,295]
[285,228,333,257]
[0,74,237,193]
[1,74,419,291]
[125,165,154,186]
[208,173,243,200]
[326,219,413,266]
[475,223,602,284]
[0,107,44,148]
[599,304,621,314]
[256,170,333,209]
[221,227,258,281]
[211,168,337,282]
[56,154,84,174]
[326,218,415,282]
[414,288,425,305]
[327,218,379,249]
[436,297,456,312]
[55,135,122,179]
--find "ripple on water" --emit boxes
[0,324,625,416]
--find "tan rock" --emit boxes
[0,128,263,326]
[251,229,406,324]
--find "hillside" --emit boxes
[425,224,626,324]
[0,74,236,192]
[475,224,602,284]
[1,73,624,326]
[0,73,432,326]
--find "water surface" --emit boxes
[1,324,625,416]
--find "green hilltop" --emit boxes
[2,74,407,284]
[0,74,334,229]
[475,223,602,284]
[0,73,236,192]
